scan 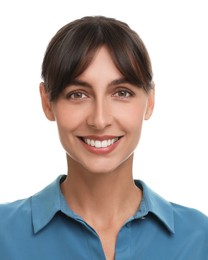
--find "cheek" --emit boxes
[54,104,86,130]
[116,105,146,149]
[115,104,146,128]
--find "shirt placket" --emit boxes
[115,221,132,260]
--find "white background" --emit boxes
[0,0,207,215]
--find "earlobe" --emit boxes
[144,84,155,120]
[39,82,55,121]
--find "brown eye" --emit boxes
[114,90,132,98]
[67,91,87,100]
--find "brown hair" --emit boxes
[41,16,153,101]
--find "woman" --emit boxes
[0,16,208,260]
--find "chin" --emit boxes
[82,159,128,176]
[85,166,117,175]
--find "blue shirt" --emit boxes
[0,175,208,260]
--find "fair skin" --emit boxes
[40,46,154,260]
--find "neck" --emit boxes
[61,155,142,228]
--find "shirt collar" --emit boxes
[134,180,175,234]
[32,175,175,234]
[32,175,74,233]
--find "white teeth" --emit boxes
[83,137,119,148]
[101,140,107,148]
[95,140,101,148]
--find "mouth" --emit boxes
[78,136,123,148]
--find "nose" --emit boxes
[86,98,112,130]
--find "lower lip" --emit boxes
[79,138,122,155]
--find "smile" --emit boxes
[78,135,123,154]
[83,137,119,148]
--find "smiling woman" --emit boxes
[40,45,154,176]
[0,16,208,260]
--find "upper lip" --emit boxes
[78,135,123,141]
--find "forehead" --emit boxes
[77,46,123,80]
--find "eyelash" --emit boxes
[113,89,134,98]
[66,91,88,100]
[65,88,134,100]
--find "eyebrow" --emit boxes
[67,78,131,88]
[108,78,131,87]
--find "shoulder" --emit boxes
[0,175,63,222]
[0,197,31,213]
[0,197,32,226]
[0,175,63,235]
[137,179,208,239]
[171,202,208,238]
[171,202,208,223]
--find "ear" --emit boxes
[39,82,55,121]
[144,82,155,120]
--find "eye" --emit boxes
[66,91,88,100]
[113,89,133,98]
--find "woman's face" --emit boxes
[40,46,154,174]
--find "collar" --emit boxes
[32,175,175,234]
[134,180,175,234]
[32,175,77,233]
